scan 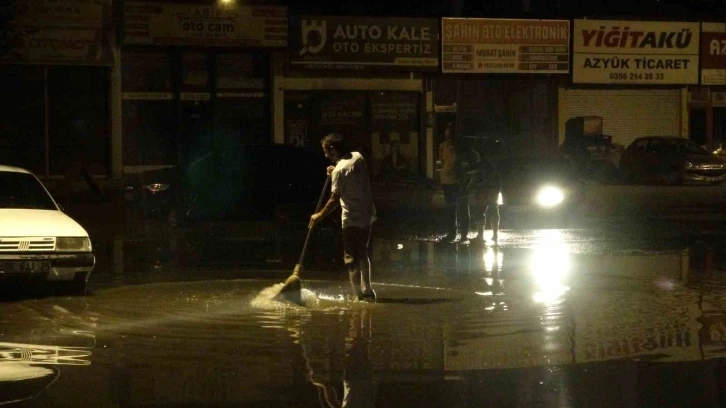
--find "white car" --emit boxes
[0,165,94,293]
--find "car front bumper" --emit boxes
[0,252,94,282]
[682,169,726,184]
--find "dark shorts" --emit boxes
[479,188,500,207]
[342,226,372,266]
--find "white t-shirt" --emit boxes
[331,152,377,229]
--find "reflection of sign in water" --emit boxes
[574,291,701,364]
[286,120,306,146]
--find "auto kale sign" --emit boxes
[288,15,439,70]
[573,20,700,85]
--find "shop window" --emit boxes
[689,109,707,146]
[283,91,422,181]
[0,66,45,175]
[121,51,175,167]
[48,66,110,176]
[213,53,270,146]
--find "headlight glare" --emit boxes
[536,186,565,208]
[56,237,92,252]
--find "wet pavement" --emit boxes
[7,193,726,405]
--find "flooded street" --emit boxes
[4,222,726,406]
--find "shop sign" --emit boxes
[573,20,700,85]
[441,18,570,74]
[713,91,726,107]
[123,2,287,47]
[0,0,114,65]
[288,15,439,70]
[701,27,726,85]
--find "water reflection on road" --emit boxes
[5,228,726,406]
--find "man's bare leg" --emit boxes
[490,206,500,241]
[348,267,363,299]
[360,255,372,294]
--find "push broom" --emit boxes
[274,175,331,305]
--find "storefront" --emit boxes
[690,22,726,152]
[121,2,286,173]
[284,15,438,182]
[437,18,570,166]
[560,19,698,149]
[0,0,115,177]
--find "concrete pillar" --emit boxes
[110,46,123,179]
[557,86,567,145]
[426,83,434,179]
[681,87,689,138]
[271,50,284,144]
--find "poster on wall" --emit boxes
[123,2,287,47]
[573,19,700,85]
[288,15,439,70]
[701,23,726,85]
[0,0,114,65]
[284,93,312,147]
[369,92,419,180]
[441,18,570,74]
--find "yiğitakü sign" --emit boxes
[573,19,700,85]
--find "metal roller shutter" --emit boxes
[561,89,681,147]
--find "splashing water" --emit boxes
[249,283,322,309]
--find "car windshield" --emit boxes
[0,172,57,210]
[656,139,710,155]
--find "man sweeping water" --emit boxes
[309,133,378,301]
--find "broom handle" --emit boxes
[297,175,331,267]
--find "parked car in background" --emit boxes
[124,144,330,225]
[0,166,95,293]
[620,136,726,185]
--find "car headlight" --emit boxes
[536,186,565,208]
[144,183,170,193]
[685,161,694,169]
[56,237,92,252]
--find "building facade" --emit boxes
[120,1,286,174]
[0,0,116,178]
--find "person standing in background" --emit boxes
[438,122,472,244]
